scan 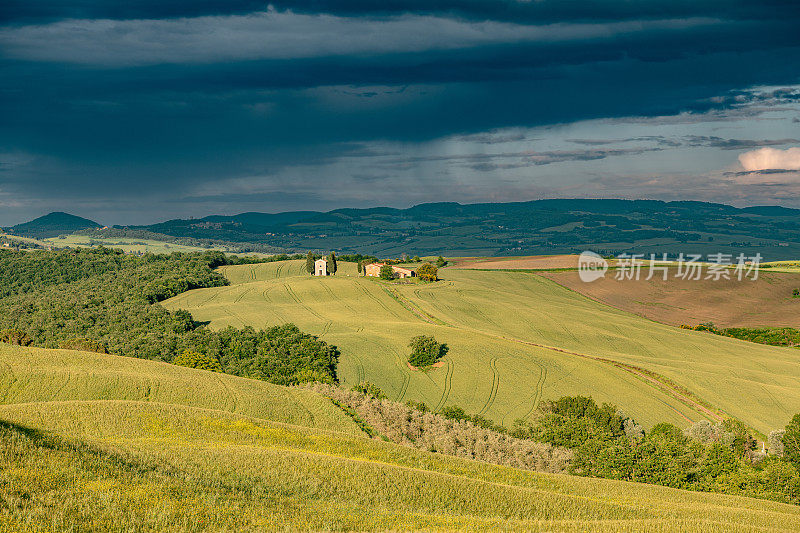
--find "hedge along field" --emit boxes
[0,343,361,435]
[4,397,800,532]
[166,260,710,429]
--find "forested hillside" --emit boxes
[0,248,338,385]
[122,199,800,258]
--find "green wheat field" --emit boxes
[3,343,800,531]
[164,260,800,434]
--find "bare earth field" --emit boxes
[543,269,800,328]
[455,254,583,270]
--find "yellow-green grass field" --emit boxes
[163,260,800,434]
[3,345,800,532]
[43,234,218,254]
[0,343,361,434]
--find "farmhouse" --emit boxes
[314,258,329,276]
[364,262,416,279]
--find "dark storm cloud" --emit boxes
[3,0,799,24]
[0,2,799,224]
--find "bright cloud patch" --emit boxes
[738,147,800,171]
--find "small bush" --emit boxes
[351,381,387,400]
[405,400,429,412]
[408,335,448,368]
[172,350,222,372]
[439,405,470,421]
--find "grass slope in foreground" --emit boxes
[0,343,360,434]
[165,260,800,434]
[3,344,800,532]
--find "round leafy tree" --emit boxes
[0,328,32,346]
[408,335,448,368]
[416,263,438,282]
[172,349,223,372]
[379,264,395,280]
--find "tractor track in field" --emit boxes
[224,306,250,328]
[383,282,709,423]
[519,362,547,422]
[500,359,547,427]
[283,283,326,322]
[355,283,405,320]
[407,288,721,424]
[352,355,366,384]
[380,286,439,325]
[433,361,453,413]
[482,331,720,424]
[396,370,409,402]
[387,287,452,327]
[320,283,358,316]
[261,285,275,303]
[320,321,332,336]
[233,286,254,304]
[477,358,500,416]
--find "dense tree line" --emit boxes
[509,396,800,505]
[682,323,800,347]
[0,248,337,385]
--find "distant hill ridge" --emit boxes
[7,199,800,258]
[4,211,101,239]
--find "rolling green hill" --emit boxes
[163,260,800,435]
[3,343,800,531]
[0,343,360,434]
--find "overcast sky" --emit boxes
[1,1,799,225]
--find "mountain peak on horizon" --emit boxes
[6,211,102,239]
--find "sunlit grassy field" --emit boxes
[165,261,699,429]
[163,260,800,434]
[0,343,361,434]
[3,346,800,532]
[44,234,216,254]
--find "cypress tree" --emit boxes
[306,251,315,274]
[328,252,338,275]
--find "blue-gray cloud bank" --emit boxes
[0,1,799,224]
